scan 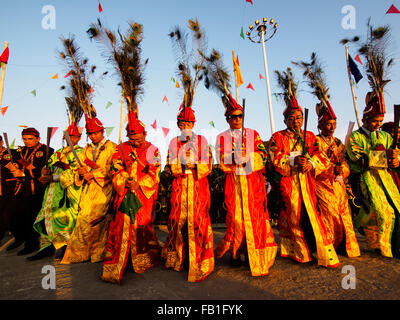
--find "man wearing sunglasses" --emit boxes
[214,94,277,276]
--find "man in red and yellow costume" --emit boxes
[61,114,116,264]
[102,112,161,284]
[215,95,277,276]
[162,106,214,282]
[268,97,340,267]
[314,102,360,257]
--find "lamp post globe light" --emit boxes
[246,18,278,135]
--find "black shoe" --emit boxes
[54,246,66,260]
[17,245,39,256]
[230,256,242,268]
[6,240,23,251]
[26,246,55,261]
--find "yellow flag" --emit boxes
[51,73,58,79]
[232,50,243,87]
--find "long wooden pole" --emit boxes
[119,91,124,144]
[0,41,8,108]
[345,46,361,128]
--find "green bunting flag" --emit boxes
[10,138,15,149]
[105,127,114,137]
[209,121,215,128]
[240,27,245,39]
[31,89,36,97]
[106,101,112,109]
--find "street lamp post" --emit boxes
[246,18,278,135]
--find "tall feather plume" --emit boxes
[169,18,207,108]
[87,19,146,115]
[340,19,393,97]
[292,52,331,111]
[58,35,96,120]
[273,67,298,109]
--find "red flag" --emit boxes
[162,127,170,137]
[355,55,363,65]
[0,47,9,64]
[259,73,264,80]
[162,96,168,103]
[64,71,72,78]
[246,82,254,91]
[151,120,157,130]
[246,0,253,4]
[386,4,400,14]
[98,2,103,13]
[1,106,8,116]
[50,127,58,139]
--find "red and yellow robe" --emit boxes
[269,129,340,267]
[61,139,116,264]
[315,135,360,257]
[161,134,214,282]
[215,128,277,276]
[101,141,161,284]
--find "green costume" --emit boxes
[33,145,83,251]
[346,128,400,257]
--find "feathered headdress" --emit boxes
[200,48,242,117]
[169,18,207,121]
[341,19,394,118]
[292,53,336,124]
[273,67,303,119]
[59,35,102,134]
[87,19,147,132]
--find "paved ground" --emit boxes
[1,225,400,301]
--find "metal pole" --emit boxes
[260,31,275,134]
[0,41,8,108]
[345,46,361,128]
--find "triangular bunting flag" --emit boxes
[209,121,215,128]
[162,96,168,103]
[10,138,15,149]
[50,127,58,139]
[0,47,9,64]
[31,89,36,97]
[162,127,170,137]
[386,4,400,14]
[151,120,157,130]
[64,71,72,78]
[246,0,253,4]
[171,77,175,83]
[246,83,254,91]
[259,73,264,80]
[240,27,245,39]
[1,106,8,116]
[19,125,28,128]
[51,73,58,79]
[105,127,114,137]
[106,101,112,109]
[354,55,363,65]
[98,2,103,13]
[175,81,180,88]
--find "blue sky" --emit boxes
[1,0,400,165]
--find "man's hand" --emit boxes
[78,166,89,176]
[83,172,94,182]
[5,162,24,177]
[234,149,249,165]
[295,156,313,173]
[41,167,51,176]
[126,178,139,192]
[40,175,53,184]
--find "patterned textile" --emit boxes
[315,136,360,257]
[215,128,277,276]
[61,139,116,264]
[161,134,214,282]
[269,129,340,267]
[102,141,161,284]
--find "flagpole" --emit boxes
[345,46,361,128]
[119,91,124,144]
[0,41,8,108]
[260,30,275,134]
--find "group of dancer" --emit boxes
[0,19,399,284]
